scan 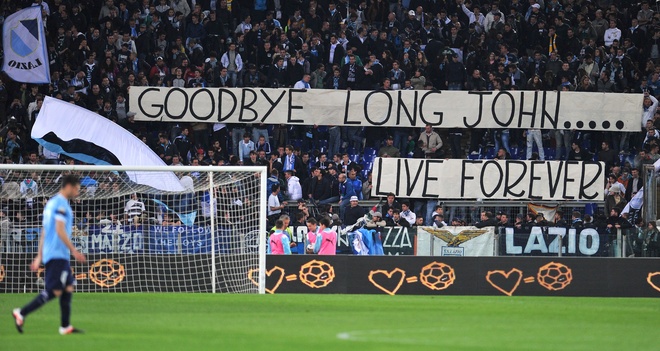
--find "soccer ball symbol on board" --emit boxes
[299,260,335,289]
[89,259,126,288]
[420,262,456,291]
[537,262,573,291]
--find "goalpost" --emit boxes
[0,164,267,294]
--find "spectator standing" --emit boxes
[445,53,466,90]
[567,142,591,161]
[267,184,286,224]
[338,173,356,220]
[293,74,312,89]
[400,201,416,226]
[626,168,643,202]
[155,134,178,165]
[173,127,193,164]
[255,135,271,155]
[419,124,443,158]
[340,55,363,90]
[598,141,618,172]
[378,136,400,157]
[347,170,363,200]
[554,130,573,161]
[284,171,302,202]
[124,193,145,219]
[525,129,545,160]
[282,145,301,174]
[238,133,256,163]
[475,211,499,228]
[387,61,405,90]
[604,185,627,215]
[604,19,621,48]
[221,43,243,87]
[642,92,659,130]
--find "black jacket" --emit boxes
[475,218,499,228]
[344,205,366,226]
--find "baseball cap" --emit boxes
[350,196,359,202]
[408,10,415,16]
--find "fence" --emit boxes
[3,223,652,258]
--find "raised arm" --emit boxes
[461,3,474,17]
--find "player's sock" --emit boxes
[60,292,72,328]
[20,290,55,317]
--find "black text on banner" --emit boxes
[371,158,605,200]
[130,87,642,131]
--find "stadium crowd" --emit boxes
[0,0,659,243]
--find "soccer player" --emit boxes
[12,175,86,335]
[268,219,292,255]
[314,217,337,255]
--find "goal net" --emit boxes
[0,164,267,294]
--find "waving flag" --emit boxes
[152,199,197,226]
[32,97,185,192]
[622,188,644,215]
[2,6,50,83]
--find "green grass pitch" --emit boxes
[2,294,659,350]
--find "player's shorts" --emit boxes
[45,259,75,292]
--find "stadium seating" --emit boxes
[362,153,375,163]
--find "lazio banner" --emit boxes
[2,6,50,83]
[416,226,496,256]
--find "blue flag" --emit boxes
[152,199,197,226]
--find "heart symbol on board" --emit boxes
[368,268,406,296]
[486,268,523,296]
[646,272,660,293]
[247,267,285,294]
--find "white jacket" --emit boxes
[221,51,244,72]
[642,94,658,128]
[287,176,302,201]
[604,27,621,47]
[484,11,504,33]
[462,4,486,32]
[169,0,191,17]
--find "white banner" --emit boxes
[371,158,605,200]
[416,226,495,256]
[130,87,643,131]
[32,97,185,192]
[2,6,50,83]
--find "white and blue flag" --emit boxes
[2,6,50,83]
[32,97,185,192]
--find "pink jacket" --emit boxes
[315,229,337,255]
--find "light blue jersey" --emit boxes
[42,194,73,263]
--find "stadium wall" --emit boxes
[3,255,660,296]
[265,255,660,297]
